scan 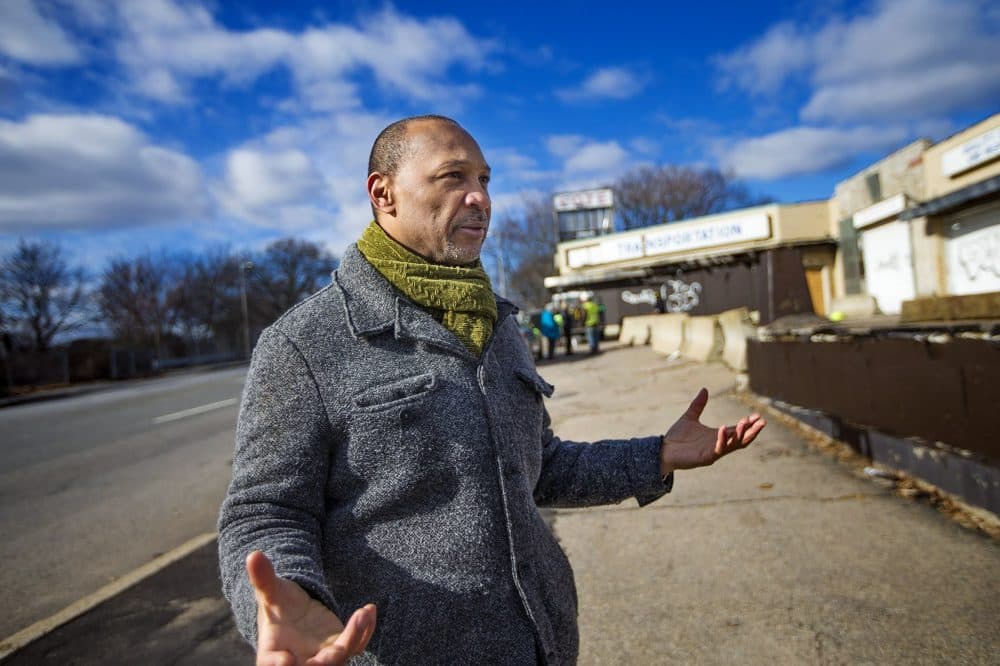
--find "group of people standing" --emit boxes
[538,294,603,359]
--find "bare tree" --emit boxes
[97,252,176,356]
[251,238,338,321]
[482,195,557,309]
[0,239,87,351]
[169,248,241,355]
[615,165,772,230]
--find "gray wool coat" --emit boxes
[218,245,672,665]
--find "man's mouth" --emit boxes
[456,217,488,235]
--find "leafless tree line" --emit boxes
[0,238,338,362]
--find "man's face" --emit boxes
[380,120,491,265]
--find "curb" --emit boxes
[0,533,218,661]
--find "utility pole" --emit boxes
[240,260,253,360]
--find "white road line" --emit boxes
[0,532,218,661]
[152,398,238,424]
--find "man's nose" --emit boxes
[466,186,490,210]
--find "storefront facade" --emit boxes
[902,114,1000,300]
[829,139,930,315]
[544,202,833,326]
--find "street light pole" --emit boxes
[239,260,253,361]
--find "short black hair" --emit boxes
[368,114,462,177]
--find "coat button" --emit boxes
[504,462,518,478]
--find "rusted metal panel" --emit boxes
[748,337,1000,464]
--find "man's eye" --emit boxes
[479,176,490,186]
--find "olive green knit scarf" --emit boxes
[357,221,497,356]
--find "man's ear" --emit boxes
[367,172,395,216]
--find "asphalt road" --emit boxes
[0,368,246,639]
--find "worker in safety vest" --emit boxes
[581,294,601,354]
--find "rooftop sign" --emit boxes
[553,188,614,212]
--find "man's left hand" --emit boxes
[660,387,766,475]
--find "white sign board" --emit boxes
[643,213,771,257]
[941,126,1000,177]
[553,188,614,212]
[567,236,643,268]
[853,193,907,229]
[564,212,772,269]
[860,220,915,315]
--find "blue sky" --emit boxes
[1,0,998,267]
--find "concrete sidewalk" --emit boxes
[4,344,997,664]
[542,344,999,664]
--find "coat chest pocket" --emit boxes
[347,373,442,476]
[351,372,437,412]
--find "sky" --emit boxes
[0,0,998,268]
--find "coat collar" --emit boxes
[334,244,517,355]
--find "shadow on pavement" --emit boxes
[4,541,253,665]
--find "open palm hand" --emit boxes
[660,388,766,475]
[248,550,376,666]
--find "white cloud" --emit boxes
[110,1,494,109]
[115,0,294,103]
[556,66,647,102]
[221,148,325,210]
[715,0,1000,122]
[0,114,209,230]
[208,110,393,252]
[629,137,659,156]
[719,125,909,180]
[713,22,810,96]
[564,141,628,173]
[802,61,1000,124]
[488,148,538,172]
[0,0,83,66]
[545,135,585,158]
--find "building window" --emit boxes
[865,172,882,203]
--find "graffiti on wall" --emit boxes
[662,279,702,312]
[621,288,658,306]
[956,226,1000,282]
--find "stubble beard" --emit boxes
[442,212,489,265]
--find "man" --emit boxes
[559,302,574,355]
[580,294,601,355]
[218,115,765,665]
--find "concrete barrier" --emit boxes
[649,313,688,356]
[618,315,657,346]
[680,315,722,362]
[717,307,758,372]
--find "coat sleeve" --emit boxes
[217,326,341,646]
[532,402,673,509]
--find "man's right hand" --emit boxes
[246,550,376,666]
